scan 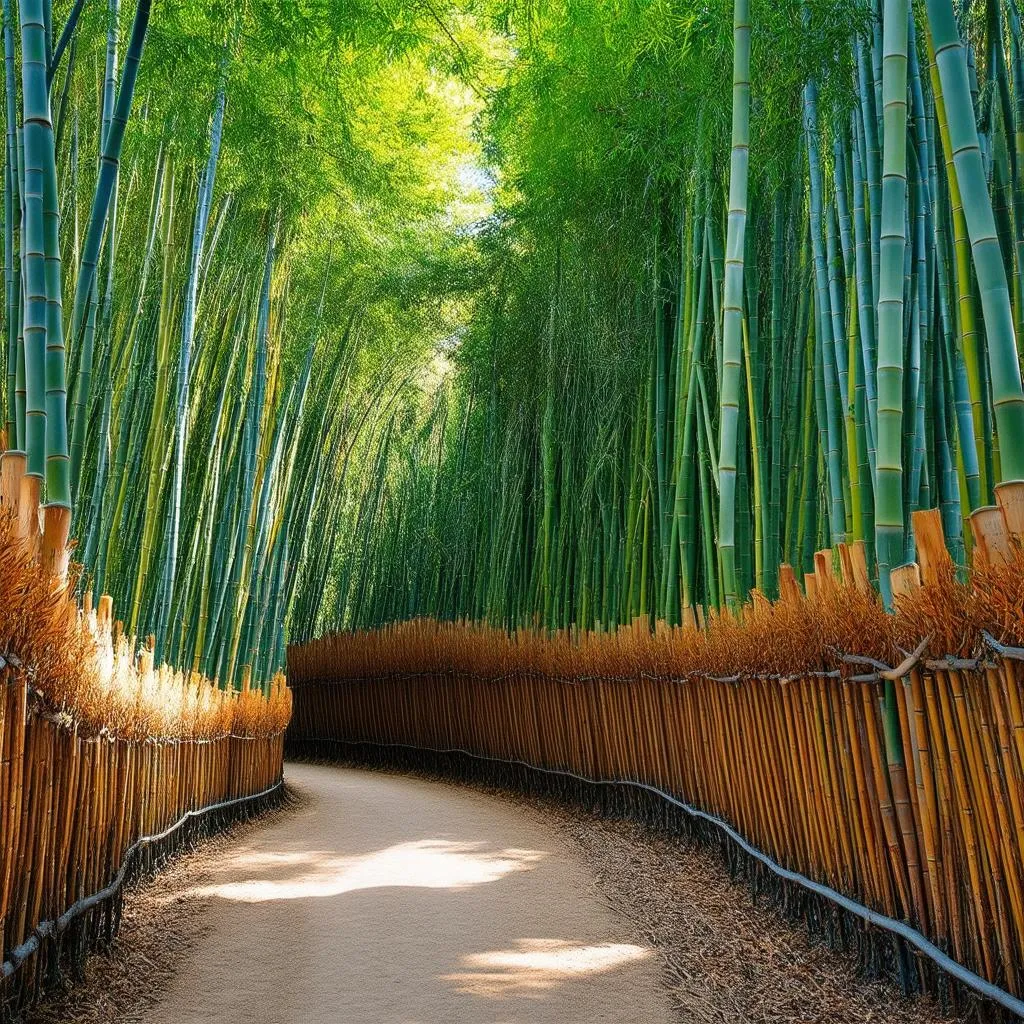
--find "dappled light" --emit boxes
[442,939,653,999]
[194,839,547,904]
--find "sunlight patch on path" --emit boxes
[442,938,653,998]
[192,839,547,903]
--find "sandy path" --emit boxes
[146,762,674,1024]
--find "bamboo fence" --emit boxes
[0,487,290,1017]
[0,662,285,1014]
[288,491,1024,1017]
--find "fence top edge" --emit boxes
[285,625,1024,688]
[288,655,1005,689]
[5,701,288,748]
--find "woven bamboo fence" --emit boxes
[0,662,285,1013]
[288,493,1024,1017]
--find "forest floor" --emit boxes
[26,762,965,1024]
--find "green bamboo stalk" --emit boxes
[20,0,51,482]
[717,0,751,612]
[874,0,909,608]
[927,0,1024,482]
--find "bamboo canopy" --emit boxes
[302,2,1024,640]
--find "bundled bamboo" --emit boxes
[289,495,1024,1013]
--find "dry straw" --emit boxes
[292,497,1024,686]
[0,514,291,741]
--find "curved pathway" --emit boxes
[147,762,674,1024]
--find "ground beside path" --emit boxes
[27,761,962,1024]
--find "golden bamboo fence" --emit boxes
[288,492,1024,1018]
[0,667,285,1011]
[0,496,290,1016]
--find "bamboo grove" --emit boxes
[0,0,492,688]
[315,0,1024,635]
[2,2,1023,676]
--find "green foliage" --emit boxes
[318,0,1024,633]
[5,0,1023,658]
[2,0,499,683]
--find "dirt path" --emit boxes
[144,762,675,1024]
[27,761,960,1024]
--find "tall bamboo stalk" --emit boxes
[717,0,751,612]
